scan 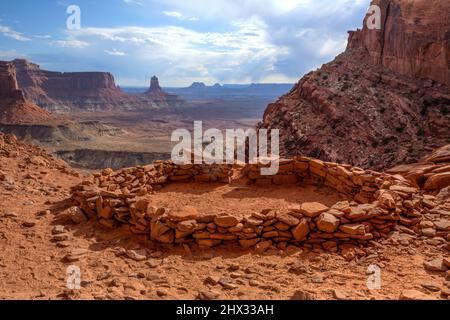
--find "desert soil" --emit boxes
[1,147,449,300]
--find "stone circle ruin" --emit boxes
[70,156,430,255]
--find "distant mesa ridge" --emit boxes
[164,81,294,99]
[3,59,183,113]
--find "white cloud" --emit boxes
[163,10,199,21]
[41,0,372,85]
[156,0,369,21]
[123,0,144,6]
[59,18,288,85]
[163,11,183,19]
[54,39,89,48]
[318,37,347,57]
[34,35,52,39]
[0,24,31,41]
[105,49,126,56]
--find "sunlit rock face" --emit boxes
[9,59,184,112]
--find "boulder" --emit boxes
[316,213,340,233]
[424,258,448,272]
[424,173,450,190]
[339,224,366,236]
[291,219,310,240]
[276,213,300,226]
[298,202,329,218]
[167,206,200,222]
[214,214,239,228]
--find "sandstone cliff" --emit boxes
[260,0,450,170]
[0,61,57,125]
[10,59,183,112]
[348,0,450,86]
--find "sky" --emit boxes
[0,0,371,87]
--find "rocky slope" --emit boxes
[10,59,183,113]
[260,0,450,170]
[0,61,59,125]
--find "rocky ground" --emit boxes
[0,133,449,300]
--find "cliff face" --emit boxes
[348,0,450,86]
[0,62,57,125]
[10,59,183,113]
[260,0,450,171]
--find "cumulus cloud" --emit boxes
[61,16,288,85]
[44,0,372,85]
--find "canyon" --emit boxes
[0,58,276,171]
[0,0,449,301]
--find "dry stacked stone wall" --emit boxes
[71,157,427,252]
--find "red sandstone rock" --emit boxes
[424,173,450,190]
[298,202,329,218]
[0,61,61,125]
[260,0,450,170]
[167,206,200,222]
[317,213,340,233]
[214,214,239,228]
[291,218,310,240]
[348,0,450,86]
[8,59,183,112]
[388,144,450,190]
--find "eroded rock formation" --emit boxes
[260,0,450,170]
[9,59,183,112]
[144,75,184,107]
[0,61,57,125]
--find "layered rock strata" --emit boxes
[0,61,57,125]
[9,59,183,112]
